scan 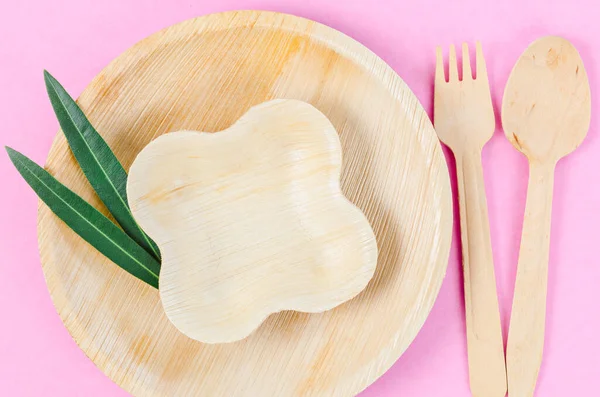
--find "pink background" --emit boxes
[1,0,599,396]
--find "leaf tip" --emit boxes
[5,146,16,158]
[44,70,65,99]
[44,70,57,90]
[5,146,25,169]
[43,69,53,81]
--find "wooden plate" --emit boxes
[38,10,452,397]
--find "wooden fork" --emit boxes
[434,42,507,397]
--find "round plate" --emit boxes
[38,10,451,397]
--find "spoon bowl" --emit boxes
[502,36,591,162]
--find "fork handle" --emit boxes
[507,161,555,397]
[455,148,507,397]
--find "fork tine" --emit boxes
[462,43,472,80]
[435,46,445,83]
[449,44,458,81]
[476,41,488,81]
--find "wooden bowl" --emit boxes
[38,10,452,397]
[127,99,379,344]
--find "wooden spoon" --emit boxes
[502,36,591,396]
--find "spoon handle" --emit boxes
[507,161,555,397]
[455,149,507,397]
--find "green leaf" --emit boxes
[43,71,161,260]
[6,147,160,288]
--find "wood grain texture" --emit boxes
[38,11,452,397]
[127,99,378,344]
[434,43,507,397]
[502,36,591,397]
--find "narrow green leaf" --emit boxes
[43,70,161,260]
[6,147,160,288]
